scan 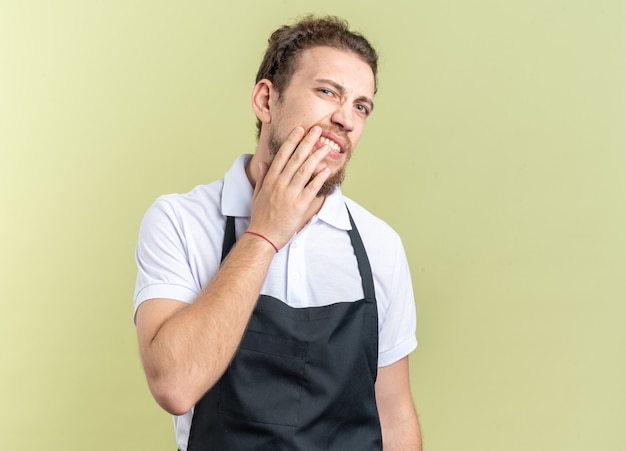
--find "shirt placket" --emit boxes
[285,225,310,307]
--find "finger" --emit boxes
[290,144,331,188]
[280,126,324,182]
[265,126,306,179]
[302,166,331,199]
[272,126,322,183]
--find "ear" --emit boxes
[251,79,275,126]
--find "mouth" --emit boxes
[317,135,345,155]
[319,136,342,153]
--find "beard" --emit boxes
[268,126,351,197]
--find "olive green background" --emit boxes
[2,0,625,449]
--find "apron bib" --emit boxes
[186,209,381,450]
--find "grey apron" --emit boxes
[186,208,381,450]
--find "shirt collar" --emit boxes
[221,154,351,231]
[316,187,351,231]
[221,154,254,217]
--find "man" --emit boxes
[134,15,422,450]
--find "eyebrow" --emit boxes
[315,78,375,112]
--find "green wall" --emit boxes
[2,1,625,449]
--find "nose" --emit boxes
[330,102,355,132]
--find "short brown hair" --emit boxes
[254,15,378,137]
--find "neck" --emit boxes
[244,152,265,188]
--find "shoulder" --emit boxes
[343,197,404,253]
[152,180,223,216]
[138,180,225,247]
[143,180,224,225]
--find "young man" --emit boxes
[134,16,422,450]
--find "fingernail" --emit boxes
[315,143,329,153]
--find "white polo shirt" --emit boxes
[134,154,418,447]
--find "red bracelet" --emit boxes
[244,231,279,253]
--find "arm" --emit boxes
[136,126,331,415]
[375,356,422,451]
[136,235,276,415]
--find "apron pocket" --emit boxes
[218,329,308,427]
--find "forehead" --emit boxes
[290,46,376,97]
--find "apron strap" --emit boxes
[221,216,236,262]
[346,207,376,301]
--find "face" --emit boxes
[266,46,376,196]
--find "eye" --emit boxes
[355,104,370,116]
[319,88,335,97]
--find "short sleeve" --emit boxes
[133,198,201,320]
[377,243,418,367]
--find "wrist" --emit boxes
[244,230,279,253]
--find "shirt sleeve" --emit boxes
[133,197,201,320]
[377,242,418,367]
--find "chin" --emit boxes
[316,169,345,197]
